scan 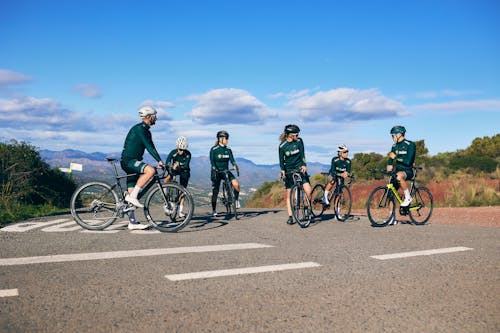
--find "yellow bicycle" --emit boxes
[366,168,433,227]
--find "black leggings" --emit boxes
[211,173,239,211]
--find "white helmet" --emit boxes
[176,136,189,150]
[337,144,349,153]
[138,105,157,118]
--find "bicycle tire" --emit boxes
[409,186,433,225]
[334,185,352,222]
[290,184,311,228]
[144,183,194,232]
[70,182,119,230]
[225,181,239,220]
[366,186,395,227]
[310,184,326,218]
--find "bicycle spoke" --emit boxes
[335,186,352,221]
[311,184,325,217]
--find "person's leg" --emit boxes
[211,176,221,216]
[323,177,334,204]
[397,171,412,206]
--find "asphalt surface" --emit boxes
[0,209,499,332]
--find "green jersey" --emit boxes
[329,157,351,177]
[388,139,416,169]
[210,144,237,171]
[166,149,191,172]
[121,122,162,162]
[279,138,307,172]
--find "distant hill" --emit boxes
[40,149,330,205]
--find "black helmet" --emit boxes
[216,130,229,139]
[390,125,406,135]
[284,124,300,134]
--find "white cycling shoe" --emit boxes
[401,197,413,207]
[125,194,144,208]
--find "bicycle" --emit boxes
[366,167,433,227]
[70,158,194,232]
[311,173,354,221]
[285,170,312,228]
[217,168,240,220]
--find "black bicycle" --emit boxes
[366,167,433,227]
[286,170,312,228]
[311,173,354,221]
[70,158,194,232]
[218,168,240,220]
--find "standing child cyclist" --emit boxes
[279,124,312,224]
[387,125,416,207]
[210,130,240,217]
[164,136,192,218]
[323,144,351,205]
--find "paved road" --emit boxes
[0,209,498,332]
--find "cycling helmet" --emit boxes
[390,125,406,135]
[284,124,300,134]
[176,136,189,150]
[337,144,349,153]
[138,105,157,118]
[216,130,229,139]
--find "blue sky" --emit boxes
[1,0,499,164]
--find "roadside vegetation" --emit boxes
[247,134,500,209]
[0,140,77,225]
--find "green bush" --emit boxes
[0,140,76,225]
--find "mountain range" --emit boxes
[40,149,330,204]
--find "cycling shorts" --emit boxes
[121,159,148,188]
[284,171,310,189]
[396,167,414,181]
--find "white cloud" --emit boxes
[187,88,277,124]
[72,83,102,99]
[411,99,500,112]
[287,88,405,121]
[0,69,32,87]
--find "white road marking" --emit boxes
[371,246,473,260]
[0,243,273,266]
[1,219,69,232]
[165,262,322,281]
[0,289,19,297]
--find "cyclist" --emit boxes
[322,144,352,205]
[387,125,416,206]
[120,105,164,230]
[164,136,191,218]
[279,124,312,224]
[210,130,240,217]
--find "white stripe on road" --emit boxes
[0,289,19,297]
[165,262,321,281]
[371,246,473,260]
[0,243,273,266]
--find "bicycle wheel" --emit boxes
[144,183,194,232]
[409,186,433,225]
[334,185,352,222]
[290,184,311,228]
[70,182,119,230]
[224,181,239,220]
[310,184,326,218]
[366,186,395,227]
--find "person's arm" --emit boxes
[209,146,217,171]
[228,148,238,170]
[165,150,175,166]
[141,129,162,163]
[279,143,286,176]
[184,151,191,170]
[299,139,307,167]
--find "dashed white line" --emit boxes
[371,246,473,260]
[165,262,321,281]
[0,289,19,297]
[0,243,273,266]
